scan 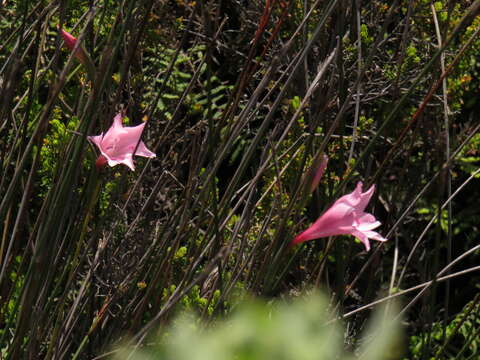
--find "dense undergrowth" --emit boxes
[0,0,480,358]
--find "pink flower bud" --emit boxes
[309,153,328,193]
[58,27,92,72]
[95,154,108,171]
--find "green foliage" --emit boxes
[143,45,232,121]
[180,285,221,316]
[0,256,23,344]
[116,292,402,360]
[1,1,480,359]
[457,133,480,178]
[360,24,374,45]
[408,298,480,359]
[38,109,80,194]
[405,46,421,65]
[416,205,451,234]
[445,9,480,113]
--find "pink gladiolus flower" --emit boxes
[292,182,387,251]
[88,113,156,171]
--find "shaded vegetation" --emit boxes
[0,0,479,358]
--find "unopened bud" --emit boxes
[95,155,108,171]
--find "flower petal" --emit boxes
[331,184,361,208]
[363,230,387,242]
[134,141,156,158]
[106,154,135,171]
[103,114,128,142]
[88,134,104,148]
[291,204,355,245]
[351,229,371,251]
[357,183,375,212]
[351,229,387,251]
[355,213,381,231]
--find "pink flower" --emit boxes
[88,113,156,171]
[292,182,387,251]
